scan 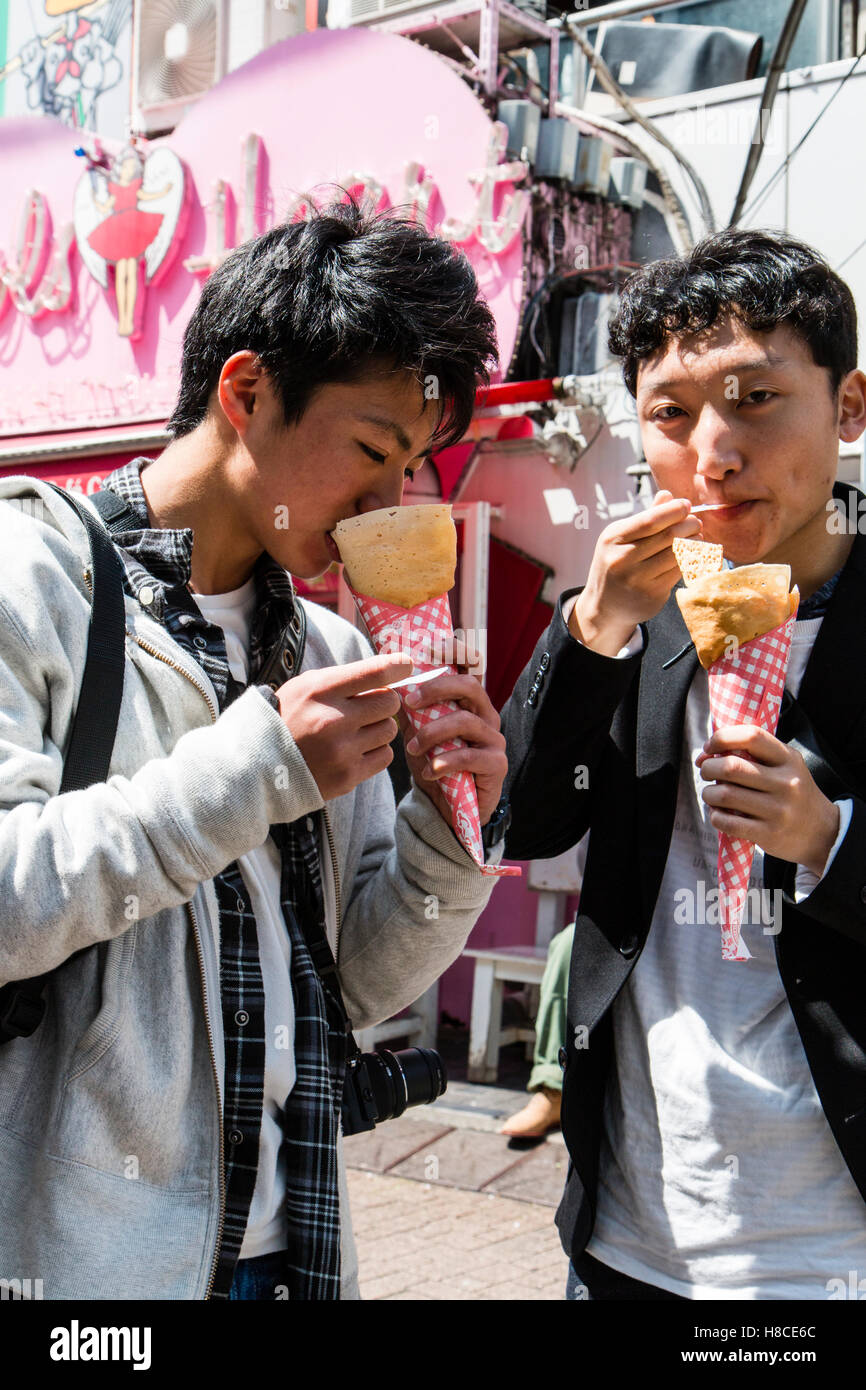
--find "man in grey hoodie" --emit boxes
[0,197,508,1300]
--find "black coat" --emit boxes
[499,482,866,1263]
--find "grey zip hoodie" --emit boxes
[0,477,501,1299]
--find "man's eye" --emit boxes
[360,444,387,463]
[744,390,774,404]
[653,406,684,421]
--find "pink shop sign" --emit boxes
[0,27,526,438]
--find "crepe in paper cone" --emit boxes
[332,506,519,878]
[332,504,457,609]
[676,562,798,669]
[675,557,800,958]
[707,613,797,958]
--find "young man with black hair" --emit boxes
[0,198,508,1300]
[495,227,866,1299]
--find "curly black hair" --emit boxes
[608,227,857,398]
[168,191,499,450]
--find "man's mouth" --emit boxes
[693,500,757,520]
[325,531,342,562]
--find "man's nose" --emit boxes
[692,406,744,480]
[357,482,403,514]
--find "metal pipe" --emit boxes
[557,0,696,29]
[476,377,575,406]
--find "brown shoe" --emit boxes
[499,1086,562,1137]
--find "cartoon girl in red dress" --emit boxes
[87,147,172,337]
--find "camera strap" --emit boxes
[298,873,363,1063]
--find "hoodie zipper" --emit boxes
[84,566,225,1295]
[187,893,226,1300]
[321,805,343,960]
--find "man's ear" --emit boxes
[838,368,866,445]
[217,352,267,435]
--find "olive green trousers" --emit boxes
[527,921,575,1094]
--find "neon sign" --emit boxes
[0,190,74,320]
[0,27,527,434]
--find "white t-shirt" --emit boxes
[193,579,294,1260]
[567,604,866,1297]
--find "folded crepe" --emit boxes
[332,505,457,606]
[672,536,724,586]
[676,562,799,668]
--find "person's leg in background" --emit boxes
[500,922,575,1137]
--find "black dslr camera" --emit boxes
[341,1046,446,1135]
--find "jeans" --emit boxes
[228,1249,290,1300]
[566,1252,687,1301]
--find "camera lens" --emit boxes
[366,1047,447,1121]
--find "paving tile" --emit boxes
[482,1140,569,1207]
[359,1270,422,1299]
[413,1281,484,1301]
[342,1117,454,1173]
[387,1127,528,1190]
[346,1160,566,1302]
[520,1262,569,1292]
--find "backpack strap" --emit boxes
[0,485,128,1044]
[89,485,142,538]
[54,487,128,794]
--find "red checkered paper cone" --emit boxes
[706,613,796,959]
[349,587,521,878]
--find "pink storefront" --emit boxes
[0,18,642,1045]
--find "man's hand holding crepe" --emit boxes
[569,489,703,656]
[402,661,507,827]
[273,652,412,800]
[696,726,841,877]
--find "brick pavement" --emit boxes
[343,1083,569,1300]
[346,1169,568,1300]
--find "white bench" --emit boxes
[463,945,549,1083]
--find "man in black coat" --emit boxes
[499,228,866,1299]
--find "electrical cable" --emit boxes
[738,47,865,225]
[521,261,640,375]
[564,19,716,236]
[500,52,549,102]
[835,230,866,273]
[729,0,809,225]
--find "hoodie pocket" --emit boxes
[64,925,138,1084]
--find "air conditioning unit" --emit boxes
[609,156,648,210]
[498,100,542,163]
[132,0,304,135]
[558,292,618,377]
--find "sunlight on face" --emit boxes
[240,364,440,579]
[636,316,841,565]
